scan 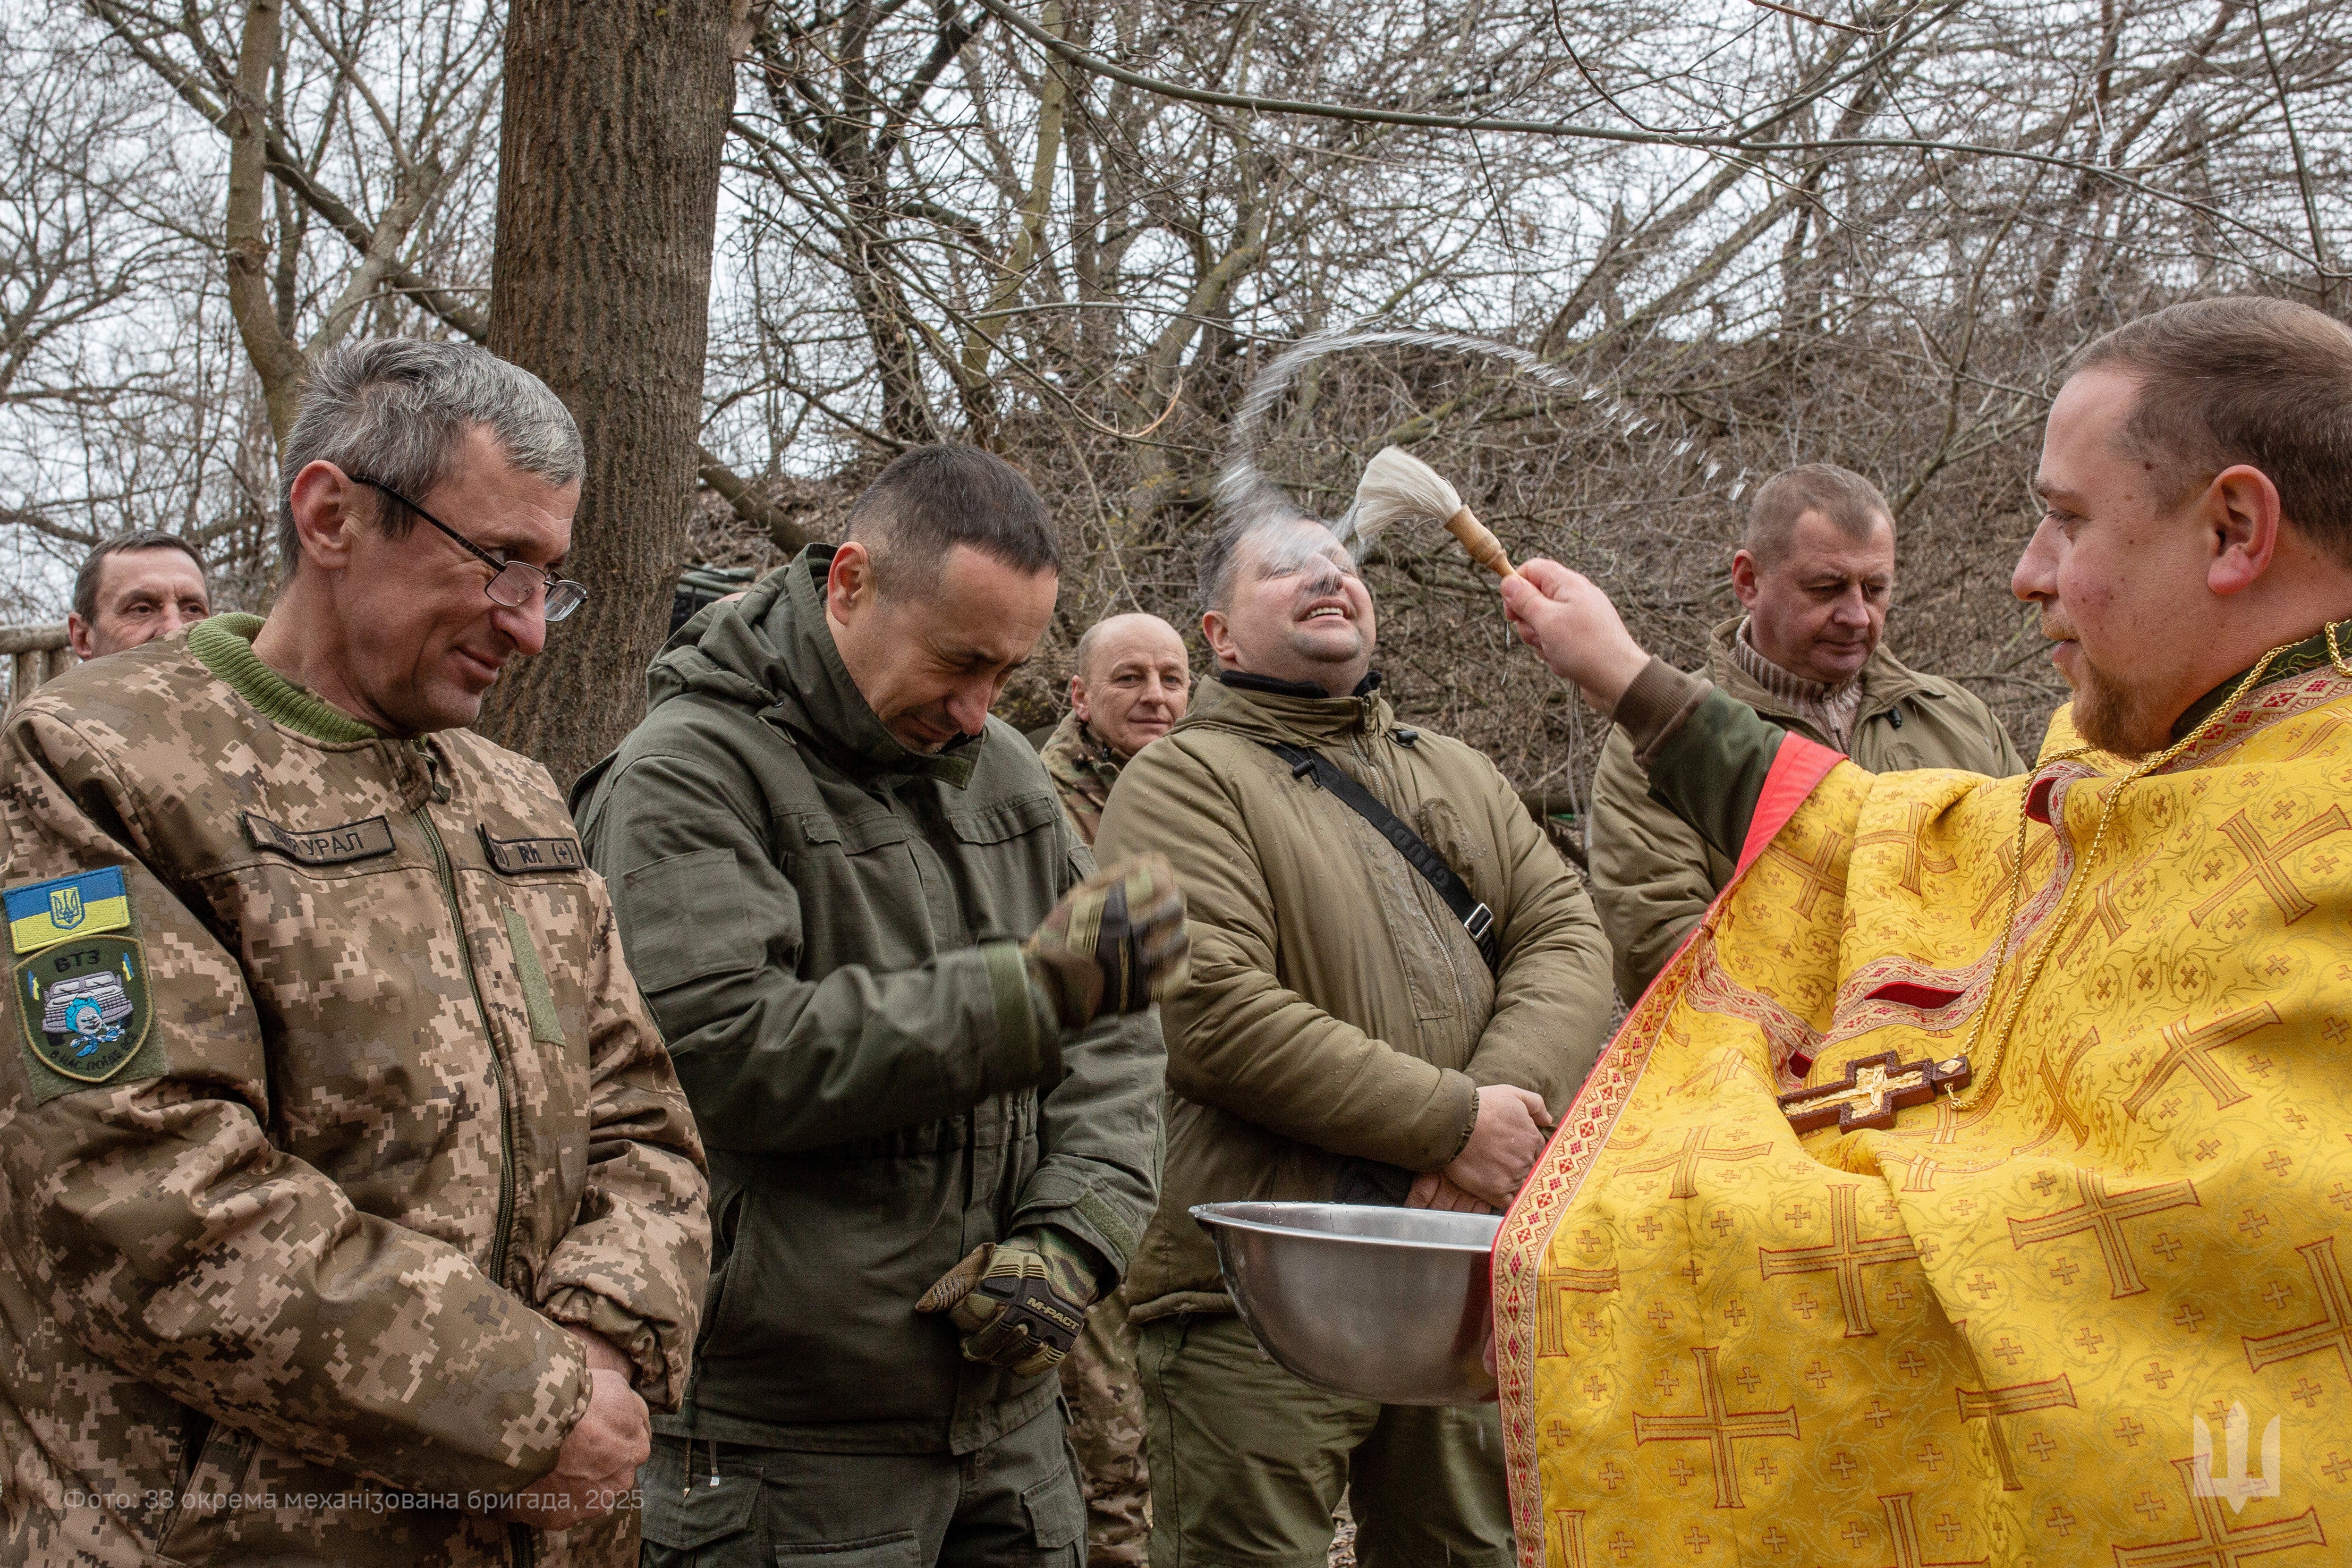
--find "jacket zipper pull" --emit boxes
[708,1439,721,1488]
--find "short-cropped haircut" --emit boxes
[72,532,208,624]
[2072,295,2352,568]
[1741,464,1893,568]
[844,444,1060,598]
[278,339,581,569]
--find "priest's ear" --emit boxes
[2203,462,2283,598]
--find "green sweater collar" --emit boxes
[190,614,381,745]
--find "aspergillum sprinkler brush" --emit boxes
[1345,446,1516,579]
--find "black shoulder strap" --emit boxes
[1261,740,1498,973]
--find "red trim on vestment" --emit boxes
[1735,731,1847,877]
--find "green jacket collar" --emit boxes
[1178,665,1395,746]
[190,613,381,745]
[2169,623,2343,742]
[1705,615,1941,721]
[644,544,980,788]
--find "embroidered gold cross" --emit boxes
[1762,830,1850,918]
[2006,1169,2198,1298]
[1616,1124,1773,1199]
[2057,851,2157,965]
[2121,1002,2279,1121]
[1631,1347,1800,1509]
[2112,1458,2324,1567]
[1972,831,2054,928]
[1955,1375,2077,1492]
[1855,803,1961,897]
[2189,805,2349,927]
[2244,1237,2352,1390]
[1757,1183,1919,1336]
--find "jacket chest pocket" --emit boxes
[942,793,1067,939]
[476,846,595,1051]
[782,809,932,969]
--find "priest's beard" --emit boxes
[2064,652,2171,760]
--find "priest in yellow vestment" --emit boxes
[1487,296,2352,1567]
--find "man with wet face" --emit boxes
[0,339,711,1567]
[1588,464,2027,999]
[1094,506,1612,1568]
[577,444,1185,1567]
[65,532,212,661]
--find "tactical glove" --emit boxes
[1024,852,1189,1032]
[915,1229,1102,1377]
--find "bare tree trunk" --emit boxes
[479,0,741,783]
[225,0,303,444]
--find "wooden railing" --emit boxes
[0,624,75,708]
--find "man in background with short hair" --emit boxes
[1036,608,1189,1566]
[1588,463,2028,999]
[1042,611,1190,847]
[577,443,1184,1566]
[65,530,212,659]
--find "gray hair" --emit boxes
[72,531,208,623]
[278,339,582,568]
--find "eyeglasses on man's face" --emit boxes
[347,475,588,624]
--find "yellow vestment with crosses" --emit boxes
[1495,642,2352,1567]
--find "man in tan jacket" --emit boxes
[1589,463,2029,999]
[1095,507,1612,1568]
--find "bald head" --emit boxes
[1070,612,1191,757]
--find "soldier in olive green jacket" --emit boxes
[1592,466,2028,1000]
[576,448,1179,1568]
[1096,509,1613,1568]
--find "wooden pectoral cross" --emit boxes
[1777,1051,1972,1134]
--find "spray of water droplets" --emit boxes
[1211,322,1752,832]
[1213,322,1747,557]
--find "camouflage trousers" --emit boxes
[1061,1291,1151,1567]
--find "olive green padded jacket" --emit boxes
[573,546,1163,1457]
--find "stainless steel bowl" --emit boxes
[1192,1201,1501,1405]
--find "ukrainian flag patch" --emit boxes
[7,867,132,953]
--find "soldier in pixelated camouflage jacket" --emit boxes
[0,614,711,1568]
